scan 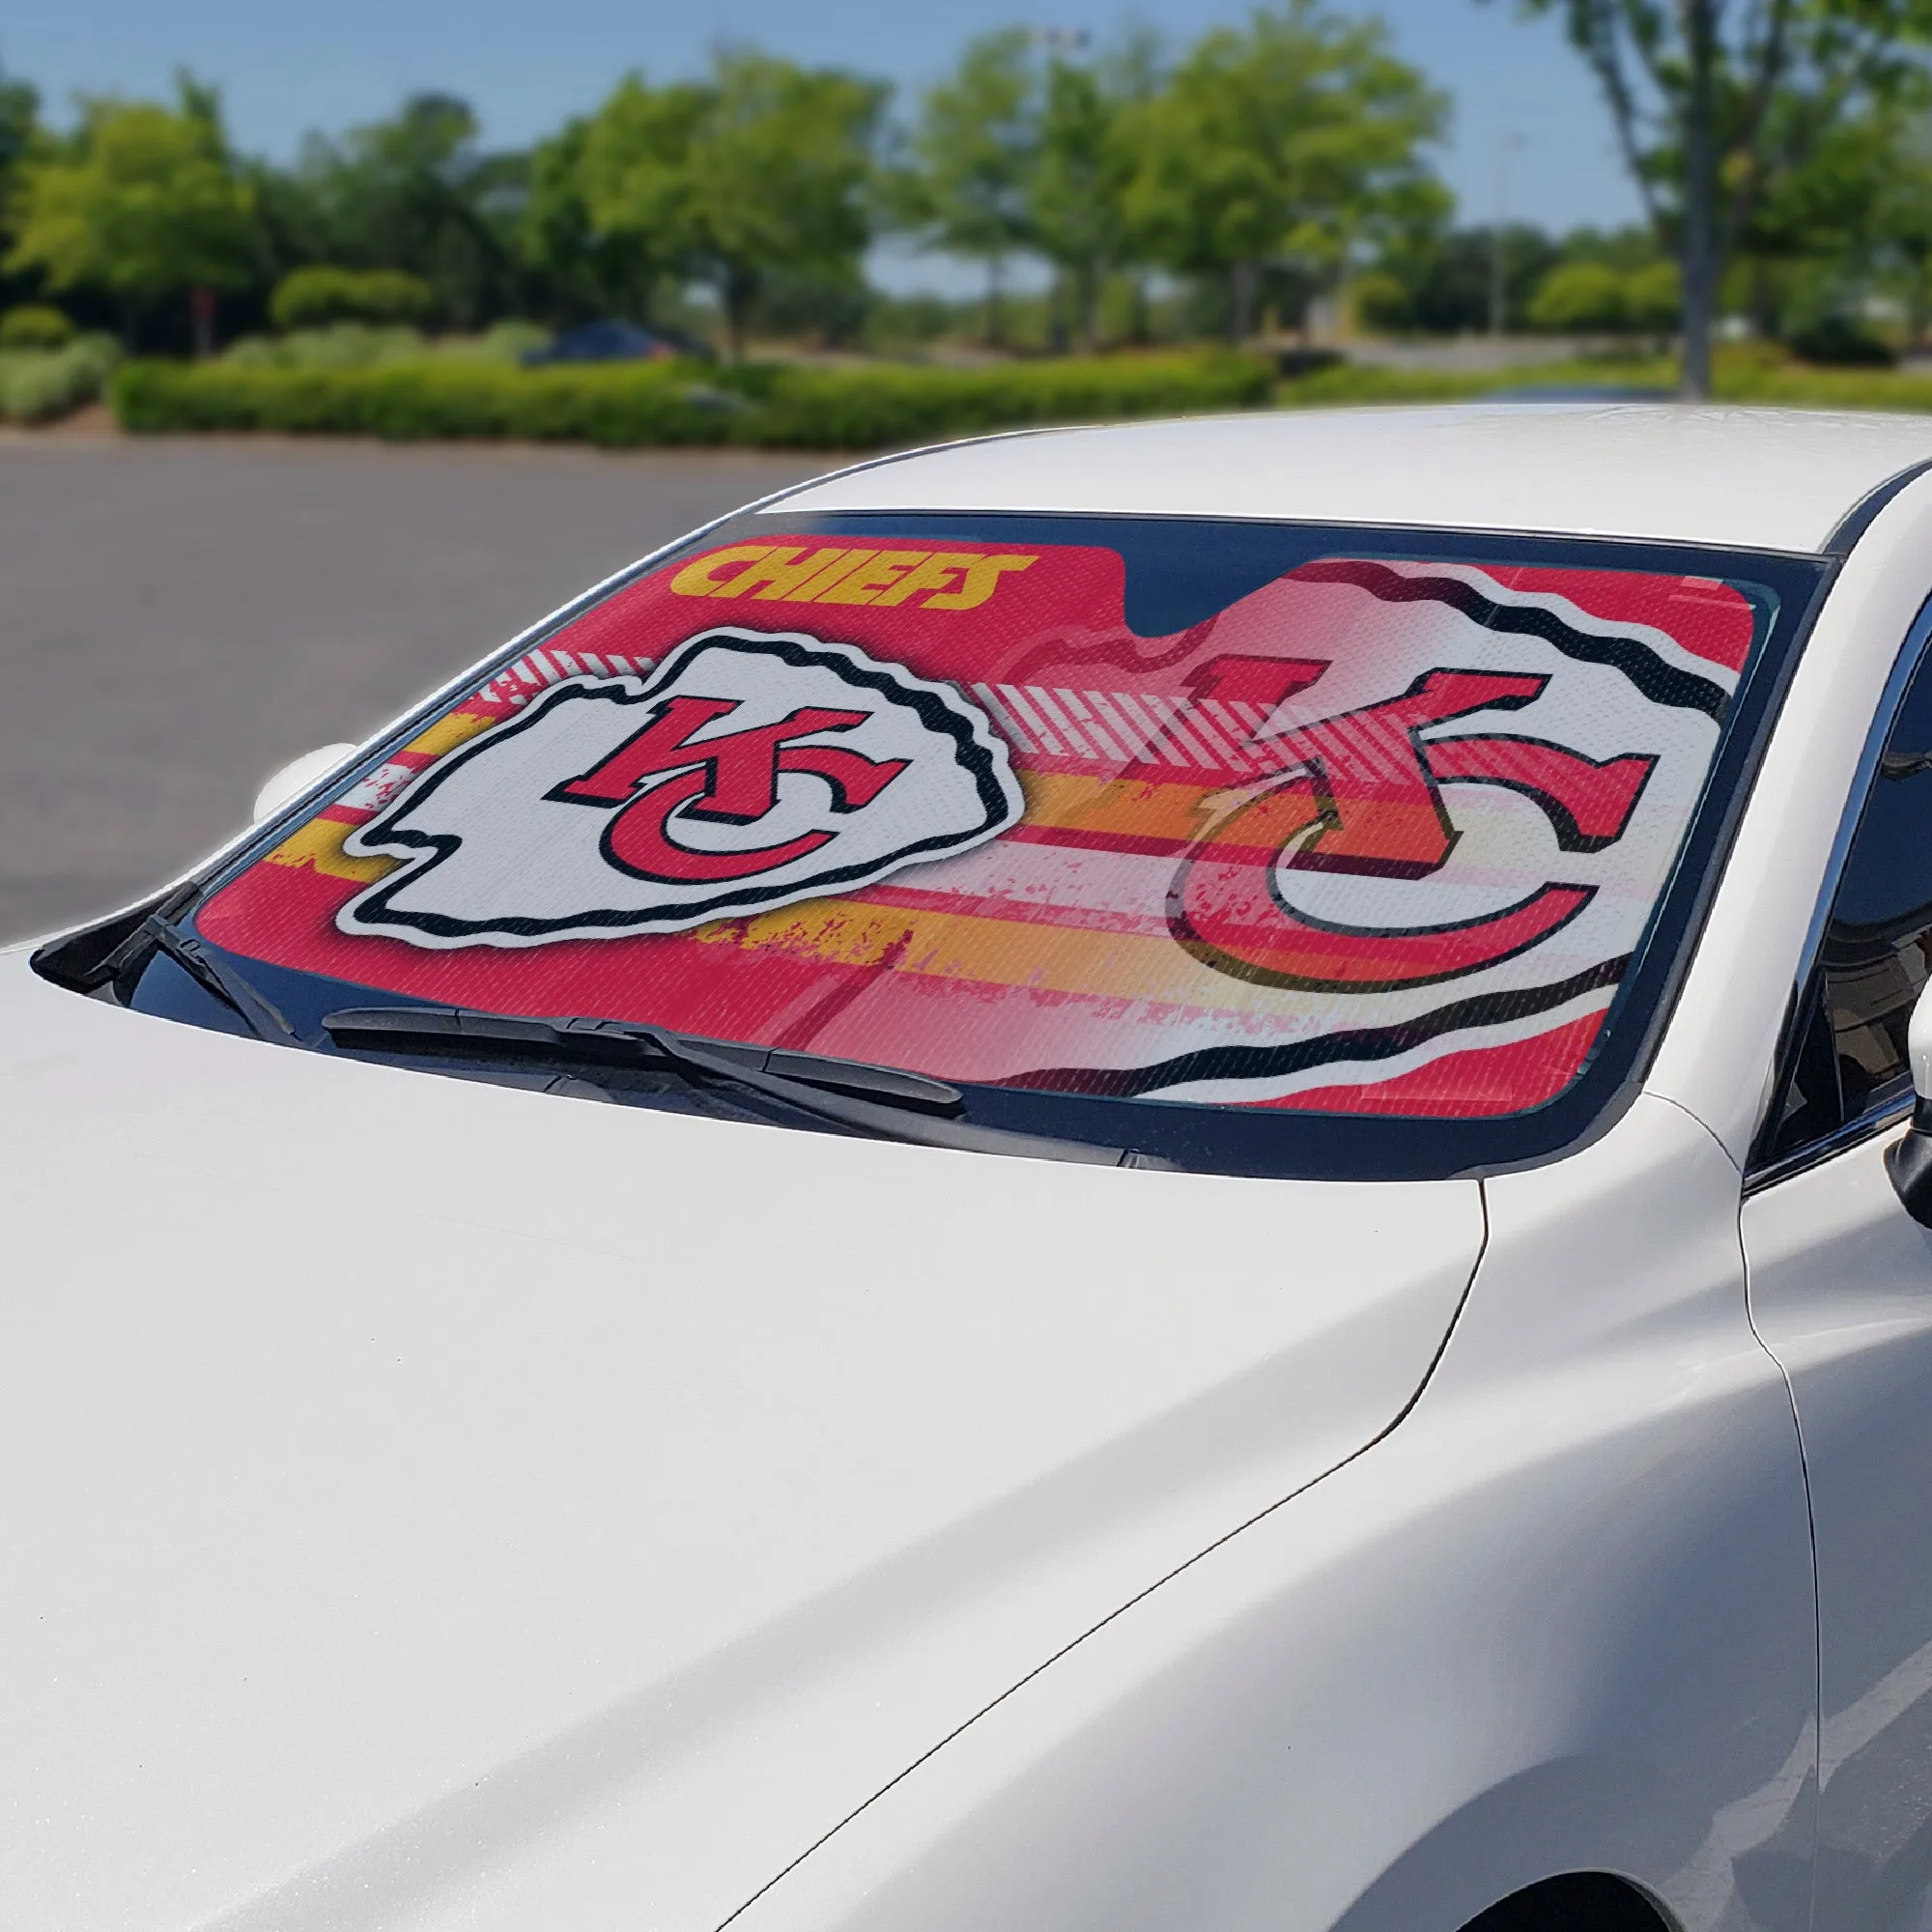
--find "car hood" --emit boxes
[0,951,1484,1932]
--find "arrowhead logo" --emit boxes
[337,629,1024,948]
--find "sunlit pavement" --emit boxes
[0,438,826,942]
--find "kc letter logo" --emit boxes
[1167,655,1660,991]
[337,630,1024,947]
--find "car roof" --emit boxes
[771,403,1932,555]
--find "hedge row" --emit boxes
[110,351,1274,449]
[0,333,120,424]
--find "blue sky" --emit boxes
[4,0,1643,287]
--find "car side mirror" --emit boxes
[252,744,354,824]
[1889,980,1932,1225]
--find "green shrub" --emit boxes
[1276,362,1490,408]
[269,267,435,332]
[429,319,553,363]
[1350,270,1411,333]
[0,303,76,350]
[222,319,553,372]
[1787,314,1897,368]
[111,350,1273,448]
[1623,262,1683,331]
[1527,262,1630,332]
[223,323,427,371]
[0,333,121,423]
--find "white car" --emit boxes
[17,403,1932,1932]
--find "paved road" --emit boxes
[0,438,825,942]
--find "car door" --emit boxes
[1743,626,1932,1932]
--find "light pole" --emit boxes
[1490,133,1524,339]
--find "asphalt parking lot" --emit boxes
[0,436,825,942]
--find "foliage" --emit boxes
[1030,45,1157,352]
[563,76,711,325]
[0,330,119,421]
[572,54,885,357]
[1505,0,1932,395]
[895,30,1038,344]
[1787,312,1898,363]
[221,318,547,369]
[0,302,74,348]
[1124,0,1446,338]
[1623,259,1684,328]
[1350,270,1412,330]
[280,96,525,329]
[1371,223,1562,333]
[0,62,36,184]
[110,348,1272,446]
[0,62,44,311]
[5,77,255,334]
[1528,260,1629,330]
[269,266,433,329]
[677,52,885,357]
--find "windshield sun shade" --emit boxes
[182,513,1816,1174]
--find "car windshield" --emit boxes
[110,511,1824,1179]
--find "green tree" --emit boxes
[1030,54,1134,351]
[690,52,885,357]
[897,29,1037,345]
[1528,259,1630,328]
[269,265,433,329]
[1375,223,1559,333]
[1868,114,1932,344]
[294,95,524,327]
[524,106,666,324]
[6,76,255,352]
[1502,0,1932,397]
[1124,1,1446,341]
[582,53,884,358]
[1624,257,1685,328]
[567,75,713,326]
[0,60,45,314]
[0,59,37,202]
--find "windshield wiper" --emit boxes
[321,1005,1168,1168]
[140,914,299,1045]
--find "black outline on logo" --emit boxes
[1168,863,1599,994]
[998,957,1629,1098]
[1293,557,1735,718]
[1246,666,1547,881]
[1417,734,1659,853]
[337,629,1022,945]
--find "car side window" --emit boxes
[1761,646,1932,1164]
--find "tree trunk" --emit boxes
[1679,0,1719,400]
[985,255,1006,349]
[1077,263,1100,355]
[1230,260,1259,343]
[1747,256,1776,341]
[189,286,215,360]
[723,265,755,362]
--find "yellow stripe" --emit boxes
[1019,768,1231,841]
[265,818,396,883]
[696,896,1293,1015]
[405,707,497,757]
